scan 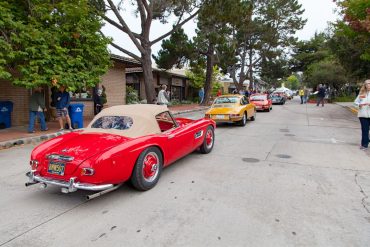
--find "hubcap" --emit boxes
[243,114,246,124]
[142,152,159,182]
[206,129,213,149]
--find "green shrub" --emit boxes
[333,95,356,102]
[126,86,139,104]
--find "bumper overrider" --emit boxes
[26,170,114,193]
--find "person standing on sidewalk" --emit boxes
[316,84,326,107]
[56,85,73,130]
[199,87,205,104]
[157,85,169,105]
[299,88,304,104]
[303,87,309,104]
[28,87,48,133]
[354,79,370,150]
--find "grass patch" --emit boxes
[332,95,356,102]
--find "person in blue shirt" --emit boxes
[56,86,73,130]
[198,87,204,104]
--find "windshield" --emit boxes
[271,95,282,98]
[214,97,239,104]
[250,95,266,101]
[91,116,133,130]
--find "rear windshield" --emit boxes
[250,95,266,101]
[214,97,239,104]
[91,116,133,130]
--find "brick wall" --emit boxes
[0,79,30,126]
[101,62,126,106]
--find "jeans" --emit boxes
[359,117,370,148]
[300,96,303,104]
[303,95,308,104]
[28,111,47,132]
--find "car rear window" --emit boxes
[250,95,266,101]
[214,97,239,104]
[91,116,133,130]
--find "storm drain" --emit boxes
[276,154,292,159]
[242,158,260,163]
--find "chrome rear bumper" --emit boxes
[26,171,114,192]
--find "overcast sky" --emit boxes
[102,0,340,58]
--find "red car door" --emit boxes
[155,111,195,165]
[162,124,195,165]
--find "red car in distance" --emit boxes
[249,94,272,112]
[26,105,215,199]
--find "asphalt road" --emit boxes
[1,97,369,247]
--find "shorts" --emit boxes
[56,109,69,118]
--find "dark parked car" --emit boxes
[271,94,286,105]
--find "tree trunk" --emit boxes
[202,45,214,106]
[141,46,156,104]
[248,48,254,90]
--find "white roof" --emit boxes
[83,104,168,138]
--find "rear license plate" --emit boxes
[48,161,65,175]
[256,106,262,109]
[215,115,225,119]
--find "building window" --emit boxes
[70,87,93,101]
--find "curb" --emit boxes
[171,107,209,115]
[334,102,358,115]
[0,131,68,151]
[0,107,209,151]
[348,107,358,114]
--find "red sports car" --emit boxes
[26,105,215,197]
[249,94,272,112]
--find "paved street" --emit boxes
[1,98,369,247]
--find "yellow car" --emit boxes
[205,94,256,126]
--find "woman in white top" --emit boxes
[354,79,370,150]
[157,85,169,105]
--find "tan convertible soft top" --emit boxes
[83,104,168,138]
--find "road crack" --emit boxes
[354,173,370,214]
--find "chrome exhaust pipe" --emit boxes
[86,183,123,200]
[25,181,39,187]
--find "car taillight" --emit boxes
[30,160,39,169]
[81,168,95,176]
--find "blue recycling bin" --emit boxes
[68,104,84,129]
[0,101,13,129]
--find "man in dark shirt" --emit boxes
[28,87,48,133]
[316,84,326,107]
[56,86,73,130]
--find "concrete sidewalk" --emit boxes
[0,104,208,150]
[335,102,358,115]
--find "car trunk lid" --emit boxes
[42,133,130,176]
